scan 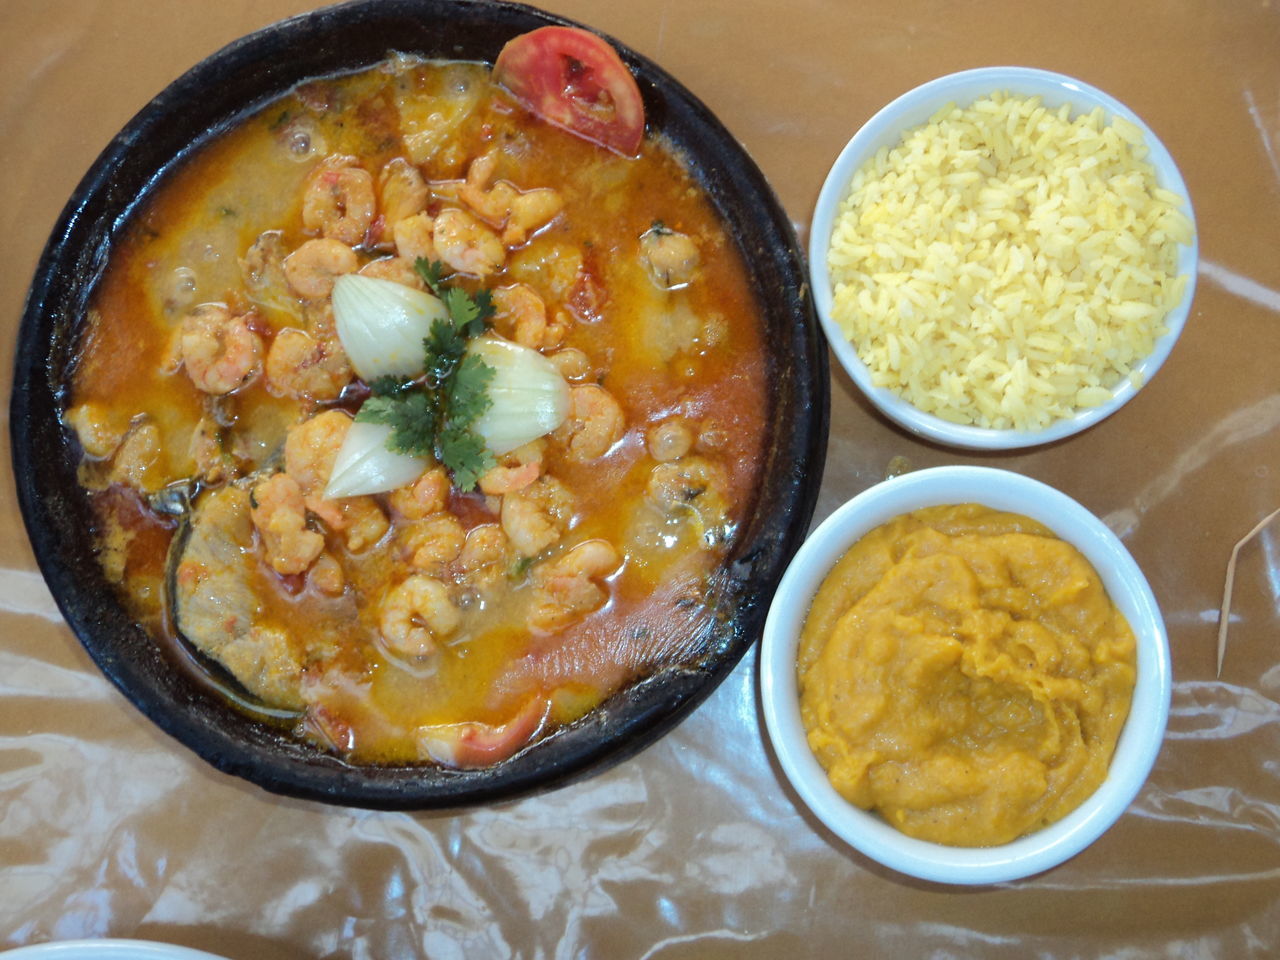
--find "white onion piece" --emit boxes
[332,274,449,380]
[324,421,430,498]
[468,336,571,456]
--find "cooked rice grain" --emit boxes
[828,93,1193,431]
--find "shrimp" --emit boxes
[308,552,345,596]
[646,418,694,462]
[359,255,425,290]
[478,439,545,495]
[283,410,388,552]
[553,384,625,461]
[378,157,429,229]
[399,512,466,574]
[528,540,621,632]
[479,461,541,496]
[302,155,376,245]
[265,327,353,402]
[284,409,351,507]
[393,212,437,265]
[508,241,583,299]
[491,284,567,351]
[546,348,593,382]
[379,574,461,658]
[338,498,391,553]
[500,475,575,557]
[639,223,701,289]
[180,303,263,395]
[459,153,564,246]
[251,473,325,575]
[456,523,510,592]
[388,466,450,520]
[432,207,505,277]
[284,238,358,300]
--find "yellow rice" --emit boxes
[827,92,1193,431]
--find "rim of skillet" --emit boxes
[9,0,829,809]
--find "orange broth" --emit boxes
[66,56,768,764]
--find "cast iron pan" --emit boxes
[11,0,829,809]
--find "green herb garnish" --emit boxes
[355,262,497,489]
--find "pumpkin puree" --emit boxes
[798,504,1136,847]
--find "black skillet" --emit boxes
[10,0,829,809]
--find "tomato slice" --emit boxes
[493,26,645,156]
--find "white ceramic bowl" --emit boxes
[0,941,230,960]
[809,67,1198,450]
[760,466,1171,884]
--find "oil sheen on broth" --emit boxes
[65,54,768,767]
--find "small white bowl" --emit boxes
[760,466,1171,884]
[809,67,1198,450]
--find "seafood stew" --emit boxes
[14,1,827,805]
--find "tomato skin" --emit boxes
[493,26,645,156]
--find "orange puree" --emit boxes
[797,504,1136,847]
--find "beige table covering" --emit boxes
[2,0,1278,956]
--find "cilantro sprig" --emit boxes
[354,261,497,490]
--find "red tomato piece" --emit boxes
[493,26,645,156]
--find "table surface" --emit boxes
[2,0,1278,956]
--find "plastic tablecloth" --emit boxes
[2,0,1278,956]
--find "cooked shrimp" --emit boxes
[432,207,505,277]
[459,153,564,246]
[646,418,694,462]
[508,242,583,299]
[340,498,391,553]
[554,384,625,461]
[528,539,621,632]
[65,402,126,459]
[284,238,358,300]
[358,255,425,289]
[393,212,437,265]
[180,303,263,395]
[456,523,510,591]
[284,409,351,499]
[379,574,461,658]
[478,439,545,495]
[546,348,592,382]
[388,467,450,520]
[400,512,466,574]
[251,473,325,576]
[309,552,345,596]
[302,155,376,245]
[378,157,429,229]
[500,475,575,557]
[285,410,388,548]
[479,461,541,496]
[504,190,566,247]
[492,284,566,351]
[640,223,701,289]
[265,327,353,402]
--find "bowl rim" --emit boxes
[10,0,829,809]
[808,65,1199,451]
[760,465,1172,884]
